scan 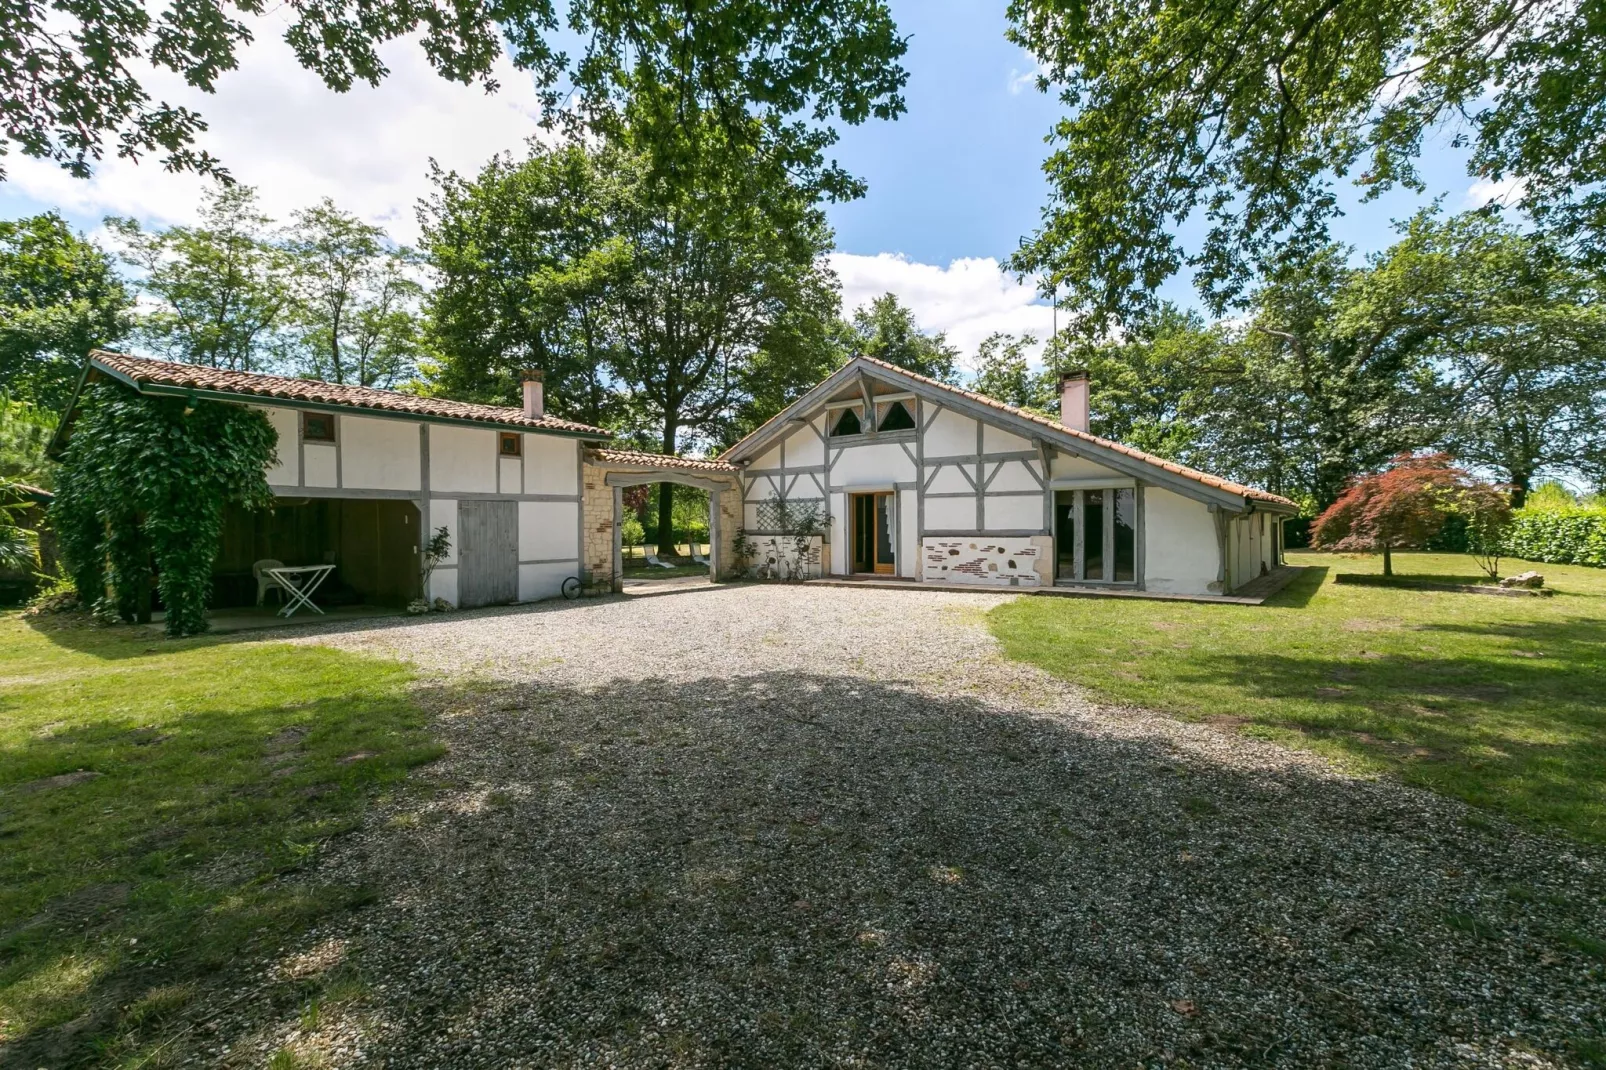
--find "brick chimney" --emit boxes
[520,369,544,419]
[1058,370,1090,432]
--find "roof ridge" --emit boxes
[852,354,1296,509]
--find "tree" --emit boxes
[605,120,839,555]
[419,144,635,428]
[1374,211,1606,507]
[0,397,58,488]
[849,293,960,382]
[285,199,422,388]
[422,124,842,555]
[1006,0,1606,325]
[0,213,133,408]
[1311,453,1504,577]
[1069,305,1225,460]
[3,0,907,208]
[972,332,1053,413]
[108,185,291,372]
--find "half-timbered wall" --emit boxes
[253,404,585,605]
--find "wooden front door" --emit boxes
[457,500,518,607]
[850,492,896,575]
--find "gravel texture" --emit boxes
[188,584,1603,1068]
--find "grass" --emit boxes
[989,551,1606,843]
[0,613,442,1066]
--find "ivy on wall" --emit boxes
[52,381,277,636]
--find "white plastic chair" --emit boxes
[253,558,287,606]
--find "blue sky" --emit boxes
[1,0,1502,364]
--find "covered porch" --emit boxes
[211,495,423,614]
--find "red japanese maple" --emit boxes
[1312,454,1510,576]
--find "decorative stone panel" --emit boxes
[922,537,1047,587]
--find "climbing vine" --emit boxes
[52,381,277,636]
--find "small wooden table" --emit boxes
[265,564,337,618]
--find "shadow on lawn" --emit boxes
[144,671,1606,1069]
[0,666,441,1068]
[1158,619,1606,838]
[1266,565,1328,608]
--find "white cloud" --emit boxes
[828,252,1056,369]
[7,14,549,243]
[1007,51,1044,95]
[1464,175,1528,210]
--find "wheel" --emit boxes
[560,576,582,600]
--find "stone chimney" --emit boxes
[1058,370,1090,432]
[520,369,545,419]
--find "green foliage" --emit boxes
[848,293,960,383]
[0,397,58,488]
[51,382,277,636]
[2,0,907,207]
[108,186,292,373]
[0,213,133,408]
[972,333,1054,414]
[620,513,645,549]
[285,199,422,388]
[1503,506,1606,568]
[1007,0,1606,325]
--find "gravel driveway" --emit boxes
[200,584,1602,1068]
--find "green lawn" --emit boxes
[990,551,1606,843]
[0,615,442,1066]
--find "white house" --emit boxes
[721,355,1297,596]
[75,351,611,608]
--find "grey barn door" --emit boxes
[457,500,518,608]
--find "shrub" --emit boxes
[1503,506,1606,567]
[51,382,277,636]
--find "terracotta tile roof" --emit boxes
[586,448,739,474]
[88,350,611,437]
[853,355,1298,509]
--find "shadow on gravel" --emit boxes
[213,672,1604,1069]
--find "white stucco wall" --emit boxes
[429,499,459,565]
[784,421,826,467]
[1144,487,1220,595]
[924,496,976,531]
[429,425,496,494]
[982,423,1033,454]
[1050,451,1124,480]
[828,492,847,574]
[341,415,421,491]
[830,442,916,486]
[924,408,977,457]
[304,443,338,488]
[924,465,973,494]
[898,487,919,578]
[983,494,1043,532]
[261,406,300,485]
[750,443,783,472]
[518,500,580,561]
[523,435,579,496]
[519,562,570,602]
[428,567,458,605]
[986,458,1042,493]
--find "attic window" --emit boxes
[499,431,522,457]
[832,407,862,436]
[302,412,335,443]
[879,400,915,431]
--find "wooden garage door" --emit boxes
[457,500,518,608]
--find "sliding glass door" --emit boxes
[1054,487,1137,583]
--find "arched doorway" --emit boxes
[581,449,742,593]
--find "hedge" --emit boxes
[1501,507,1606,567]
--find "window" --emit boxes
[1054,486,1138,583]
[302,412,335,443]
[878,400,915,431]
[499,431,522,457]
[831,407,862,436]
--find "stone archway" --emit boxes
[581,449,743,593]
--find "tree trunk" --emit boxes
[1382,544,1393,577]
[1509,473,1531,510]
[656,482,676,558]
[655,416,679,557]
